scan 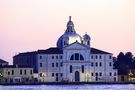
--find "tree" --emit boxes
[114,52,135,75]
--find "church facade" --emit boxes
[14,17,118,82]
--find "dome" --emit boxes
[57,33,82,48]
[57,16,82,48]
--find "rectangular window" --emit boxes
[52,56,54,59]
[60,56,63,59]
[56,77,58,81]
[95,55,98,59]
[95,62,98,67]
[8,71,10,75]
[20,70,22,75]
[70,65,72,73]
[56,73,58,77]
[99,73,102,76]
[40,63,42,67]
[91,62,94,67]
[60,62,63,67]
[56,63,58,67]
[24,70,27,75]
[99,62,102,67]
[52,73,54,77]
[91,56,93,59]
[52,63,54,67]
[99,56,102,59]
[30,70,33,74]
[91,73,94,76]
[56,56,58,59]
[61,73,63,76]
[12,70,14,75]
[40,56,42,59]
[96,73,98,76]
[110,72,112,76]
[109,62,112,66]
[82,65,84,73]
[109,56,112,59]
[114,72,116,76]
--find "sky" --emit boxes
[0,0,135,64]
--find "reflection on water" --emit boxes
[0,84,135,90]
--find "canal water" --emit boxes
[0,84,135,90]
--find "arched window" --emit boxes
[80,54,84,60]
[70,65,72,73]
[70,53,84,60]
[70,55,74,60]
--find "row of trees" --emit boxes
[114,52,135,75]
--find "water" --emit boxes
[0,84,135,90]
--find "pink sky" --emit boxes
[0,0,135,64]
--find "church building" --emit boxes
[14,16,118,82]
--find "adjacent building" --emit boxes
[0,59,8,66]
[13,16,118,82]
[0,65,33,84]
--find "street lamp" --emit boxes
[0,73,3,83]
[128,72,133,82]
[86,73,90,82]
[42,73,46,83]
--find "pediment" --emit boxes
[63,42,90,50]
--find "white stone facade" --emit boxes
[36,17,118,82]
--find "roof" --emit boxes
[0,65,33,68]
[91,48,112,54]
[0,59,8,63]
[37,47,63,54]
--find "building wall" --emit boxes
[37,54,63,82]
[13,53,38,73]
[0,67,33,83]
[36,43,118,82]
